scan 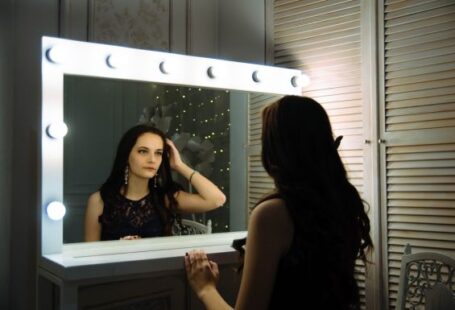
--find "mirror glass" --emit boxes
[63,75,272,243]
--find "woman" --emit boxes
[185,96,373,309]
[85,124,226,241]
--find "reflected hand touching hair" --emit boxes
[166,138,226,213]
[166,139,184,170]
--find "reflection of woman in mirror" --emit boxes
[84,124,226,241]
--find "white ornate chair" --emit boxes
[396,244,455,310]
[172,219,212,235]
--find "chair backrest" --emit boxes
[172,219,212,235]
[396,244,455,310]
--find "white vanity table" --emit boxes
[39,232,246,309]
[38,36,303,309]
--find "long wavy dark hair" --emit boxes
[235,96,373,309]
[99,124,183,235]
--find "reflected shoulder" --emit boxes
[87,191,103,207]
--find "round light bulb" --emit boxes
[159,61,172,74]
[207,66,217,79]
[46,122,68,139]
[46,201,66,221]
[291,74,310,88]
[252,70,262,83]
[46,46,66,64]
[106,54,124,69]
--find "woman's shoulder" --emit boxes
[253,197,287,216]
[86,191,105,217]
[87,191,103,206]
[251,198,292,231]
[250,197,294,254]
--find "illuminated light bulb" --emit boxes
[106,54,125,69]
[207,66,217,79]
[106,54,115,68]
[291,73,311,88]
[46,46,66,64]
[46,122,68,139]
[46,201,66,221]
[159,61,173,74]
[252,70,262,83]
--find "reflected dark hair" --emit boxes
[99,124,182,235]
[239,96,372,309]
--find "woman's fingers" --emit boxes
[120,235,141,240]
[186,250,211,269]
[166,139,177,154]
[184,254,191,272]
[209,261,219,274]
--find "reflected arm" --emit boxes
[173,163,226,213]
[167,139,226,212]
[84,191,103,241]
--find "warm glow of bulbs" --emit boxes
[46,201,66,221]
[46,122,68,139]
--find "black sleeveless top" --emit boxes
[98,192,166,240]
[268,230,358,310]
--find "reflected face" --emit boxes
[128,132,164,181]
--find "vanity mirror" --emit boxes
[41,36,303,255]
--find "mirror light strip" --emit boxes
[42,36,303,96]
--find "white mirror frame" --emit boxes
[41,36,302,255]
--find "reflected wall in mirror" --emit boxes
[41,36,302,254]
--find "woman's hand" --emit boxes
[120,235,141,240]
[185,250,219,299]
[166,139,184,171]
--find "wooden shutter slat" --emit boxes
[386,54,455,71]
[388,222,455,234]
[388,199,455,207]
[387,184,455,192]
[388,230,455,242]
[385,29,455,50]
[386,63,455,79]
[386,119,455,131]
[385,1,455,26]
[388,192,455,200]
[388,176,455,184]
[387,94,455,109]
[387,151,455,161]
[385,45,455,66]
[386,102,455,117]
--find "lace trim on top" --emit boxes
[99,192,165,240]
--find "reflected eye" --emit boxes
[156,151,163,156]
[138,149,148,154]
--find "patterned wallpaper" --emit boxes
[89,0,170,50]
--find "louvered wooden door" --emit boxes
[249,0,375,308]
[380,0,455,308]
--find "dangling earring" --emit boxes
[154,173,158,188]
[124,165,129,185]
